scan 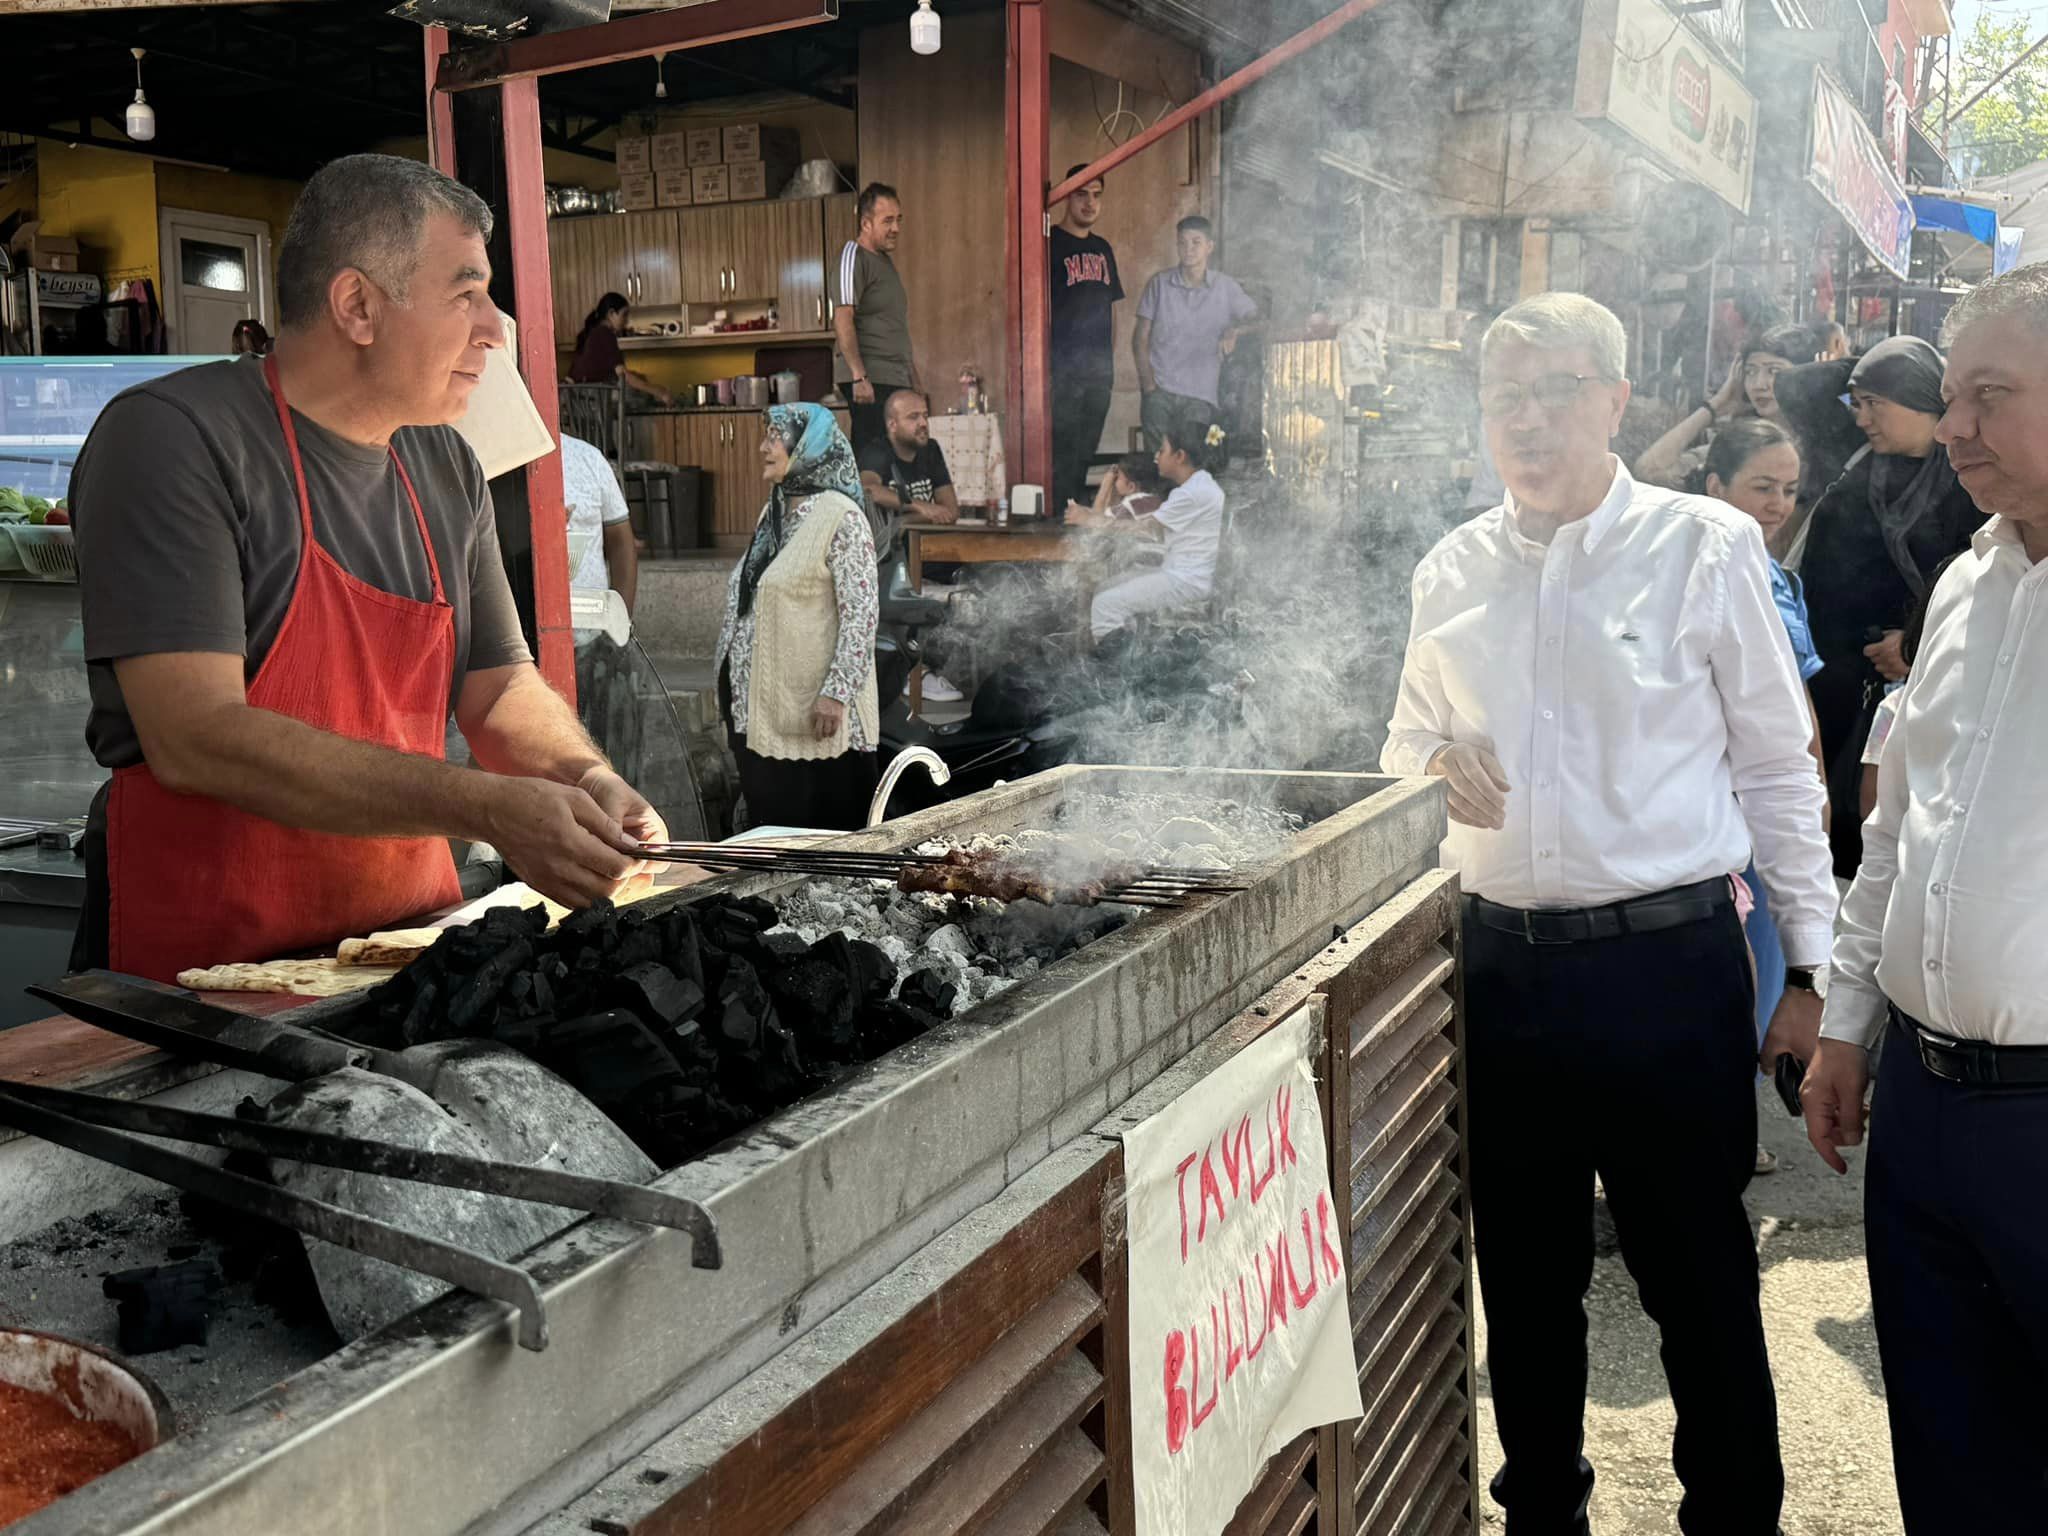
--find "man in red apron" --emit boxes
[68,154,663,982]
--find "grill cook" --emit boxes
[68,155,664,983]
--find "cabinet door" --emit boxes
[722,414,766,542]
[723,202,781,307]
[677,206,733,305]
[622,212,681,308]
[758,199,825,332]
[822,193,859,276]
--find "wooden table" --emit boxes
[901,516,1076,591]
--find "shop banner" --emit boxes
[1809,68,1916,279]
[1574,0,1757,214]
[1122,1000,1362,1536]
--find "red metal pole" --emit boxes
[499,76,574,703]
[422,27,456,177]
[1008,0,1051,494]
[1045,0,1389,208]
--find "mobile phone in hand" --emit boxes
[1773,1053,1806,1118]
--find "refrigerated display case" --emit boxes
[1,355,217,1024]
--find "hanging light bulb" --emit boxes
[125,47,156,142]
[653,52,669,101]
[910,0,941,55]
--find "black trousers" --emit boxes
[1051,376,1113,516]
[727,730,877,833]
[1463,898,1781,1536]
[846,383,908,463]
[1867,1016,2048,1533]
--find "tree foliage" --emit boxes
[1941,15,2048,179]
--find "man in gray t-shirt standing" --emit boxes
[1132,215,1258,450]
[833,182,918,459]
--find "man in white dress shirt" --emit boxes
[1383,293,1838,1536]
[1801,264,2048,1534]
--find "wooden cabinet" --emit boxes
[823,193,859,272]
[642,412,766,544]
[678,208,732,306]
[622,212,683,308]
[759,200,826,332]
[549,213,683,347]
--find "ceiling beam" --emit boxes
[437,0,840,91]
[0,0,323,11]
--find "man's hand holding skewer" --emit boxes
[1427,742,1511,830]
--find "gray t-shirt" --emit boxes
[832,241,914,387]
[70,355,531,770]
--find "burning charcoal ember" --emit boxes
[102,1259,222,1354]
[927,925,972,963]
[611,963,705,1029]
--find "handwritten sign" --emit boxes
[1121,1000,1363,1536]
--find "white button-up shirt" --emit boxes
[1824,517,2048,1047]
[1382,460,1838,965]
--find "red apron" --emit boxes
[106,354,464,982]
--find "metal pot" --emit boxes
[693,384,717,407]
[738,376,769,409]
[772,370,802,405]
[0,1326,174,1453]
[555,186,599,215]
[715,378,735,406]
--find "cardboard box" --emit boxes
[618,171,657,211]
[690,165,731,205]
[656,169,695,208]
[725,159,794,202]
[721,123,799,164]
[7,225,81,273]
[686,128,723,167]
[650,132,690,174]
[615,135,650,173]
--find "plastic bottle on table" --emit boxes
[995,494,1010,527]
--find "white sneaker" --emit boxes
[921,672,966,703]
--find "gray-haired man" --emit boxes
[1382,292,1837,1534]
[69,153,663,979]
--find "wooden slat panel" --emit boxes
[1347,949,1454,1073]
[1357,1313,1462,1457]
[1367,1428,1469,1536]
[789,1275,1104,1536]
[1055,1509,1111,1536]
[1352,1080,1456,1228]
[1312,872,1462,1030]
[1348,992,1455,1129]
[1354,1219,1461,1362]
[978,1427,1107,1536]
[1422,1489,1474,1536]
[1356,1336,1466,1493]
[1359,1138,1458,1269]
[1221,1432,1315,1536]
[1352,1061,1454,1183]
[1359,1407,1463,1536]
[645,1150,1113,1536]
[880,1352,1103,1536]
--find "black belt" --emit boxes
[1894,1006,2048,1088]
[1464,877,1730,946]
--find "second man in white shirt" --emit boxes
[1383,293,1837,1536]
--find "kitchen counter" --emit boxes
[615,328,834,352]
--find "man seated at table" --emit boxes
[861,388,969,704]
[859,389,960,527]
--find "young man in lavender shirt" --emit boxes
[1131,216,1257,449]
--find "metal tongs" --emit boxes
[6,975,723,1351]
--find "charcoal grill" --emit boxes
[8,766,1447,1536]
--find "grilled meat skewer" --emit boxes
[895,847,1143,908]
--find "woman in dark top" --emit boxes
[1796,335,1983,876]
[568,292,673,406]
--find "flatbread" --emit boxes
[176,959,402,998]
[336,928,444,968]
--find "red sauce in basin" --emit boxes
[0,1377,141,1527]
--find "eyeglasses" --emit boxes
[1479,373,1605,418]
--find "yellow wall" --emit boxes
[627,345,767,392]
[155,163,301,254]
[32,140,160,285]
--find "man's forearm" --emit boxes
[603,524,639,616]
[1132,322,1155,392]
[833,309,867,382]
[461,664,607,785]
[862,474,904,511]
[153,700,503,844]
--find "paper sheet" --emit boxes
[453,314,557,480]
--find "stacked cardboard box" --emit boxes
[720,123,799,203]
[615,135,656,211]
[617,122,802,208]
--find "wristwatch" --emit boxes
[1784,966,1825,995]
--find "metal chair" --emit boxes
[558,382,627,471]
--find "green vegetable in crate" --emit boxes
[0,487,31,521]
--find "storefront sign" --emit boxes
[1574,0,1757,214]
[33,271,100,304]
[1808,68,1915,279]
[1121,1001,1362,1536]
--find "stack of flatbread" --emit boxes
[173,880,665,997]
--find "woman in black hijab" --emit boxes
[1797,336,1984,875]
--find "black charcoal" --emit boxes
[103,1259,222,1354]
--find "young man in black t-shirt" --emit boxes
[1048,164,1124,518]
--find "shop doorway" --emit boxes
[158,208,275,355]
